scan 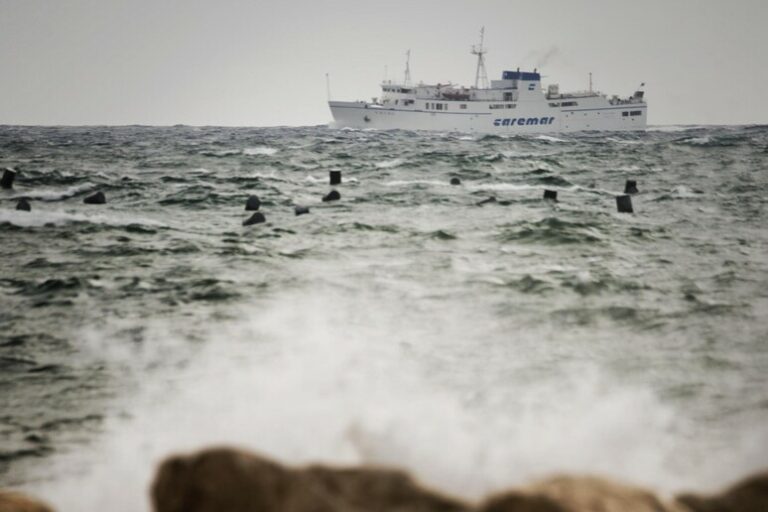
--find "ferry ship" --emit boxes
[329,30,647,133]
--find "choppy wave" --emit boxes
[243,146,279,156]
[1,124,767,511]
[5,183,95,202]
[375,157,406,169]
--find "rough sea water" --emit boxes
[0,124,767,510]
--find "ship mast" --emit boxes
[404,49,412,86]
[471,27,489,89]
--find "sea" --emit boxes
[1,124,767,511]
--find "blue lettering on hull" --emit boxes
[494,117,555,127]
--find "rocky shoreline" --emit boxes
[2,447,766,511]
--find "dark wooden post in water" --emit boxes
[616,195,633,213]
[16,198,31,211]
[624,180,639,194]
[1,168,16,189]
[245,195,261,211]
[330,170,342,185]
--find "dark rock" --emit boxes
[245,195,261,211]
[0,490,54,512]
[329,170,342,185]
[149,447,768,512]
[616,194,633,213]
[322,190,341,202]
[477,196,497,206]
[1,168,16,189]
[480,475,675,512]
[624,180,639,194]
[480,492,565,512]
[16,198,31,211]
[294,205,310,216]
[450,177,462,185]
[83,191,106,204]
[676,471,768,512]
[242,212,266,226]
[151,447,469,512]
[543,190,558,201]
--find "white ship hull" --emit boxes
[329,98,647,134]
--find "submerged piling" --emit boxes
[16,198,31,211]
[543,189,558,201]
[83,191,106,204]
[243,212,266,226]
[330,170,342,185]
[322,190,341,202]
[477,196,497,206]
[624,180,639,194]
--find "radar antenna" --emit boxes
[404,49,412,86]
[471,27,489,89]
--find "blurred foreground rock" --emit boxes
[0,491,53,512]
[151,446,466,512]
[151,447,768,512]
[3,447,766,511]
[677,470,768,512]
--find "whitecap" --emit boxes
[672,185,699,198]
[534,135,568,143]
[647,125,697,132]
[0,208,168,229]
[467,183,539,192]
[384,179,445,187]
[204,149,240,157]
[243,146,278,156]
[7,183,95,202]
[683,136,711,146]
[375,158,405,169]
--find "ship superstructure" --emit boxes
[328,30,647,133]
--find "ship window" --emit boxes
[549,102,560,107]
[561,101,578,107]
[460,104,467,109]
[395,100,399,105]
[401,88,412,93]
[630,110,642,116]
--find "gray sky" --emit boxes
[1,0,765,126]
